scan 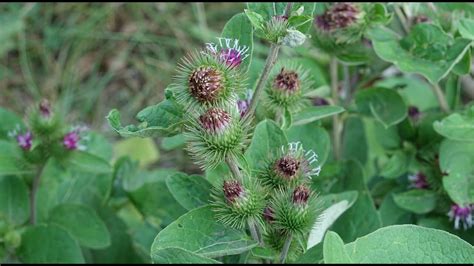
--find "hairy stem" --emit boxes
[225,155,242,181]
[279,233,293,263]
[247,43,281,117]
[30,164,45,225]
[431,83,451,113]
[247,219,263,245]
[342,64,351,107]
[330,57,342,160]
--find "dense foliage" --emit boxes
[0,2,473,264]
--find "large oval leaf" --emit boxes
[0,175,30,225]
[343,225,474,263]
[150,205,257,261]
[18,225,85,263]
[48,204,110,249]
[166,173,213,211]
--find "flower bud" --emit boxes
[315,2,360,32]
[211,177,266,230]
[223,179,244,204]
[292,185,310,205]
[274,68,300,93]
[63,126,88,151]
[263,206,275,223]
[275,155,301,180]
[408,105,421,121]
[4,230,21,249]
[408,172,429,189]
[199,107,231,134]
[39,99,52,118]
[189,67,224,103]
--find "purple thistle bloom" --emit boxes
[219,48,242,68]
[408,172,429,189]
[448,204,473,230]
[17,131,33,151]
[237,99,250,118]
[63,131,81,150]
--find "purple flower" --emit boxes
[219,48,242,68]
[448,204,473,230]
[408,172,429,189]
[17,131,33,151]
[315,2,360,32]
[204,37,249,68]
[63,131,81,150]
[237,99,250,118]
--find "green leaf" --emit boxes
[62,151,112,174]
[331,161,382,242]
[151,206,258,261]
[459,18,474,40]
[378,191,413,226]
[18,225,85,263]
[342,116,368,165]
[152,247,221,264]
[367,24,472,84]
[452,48,471,75]
[85,131,114,161]
[166,173,213,211]
[380,150,409,179]
[445,75,461,110]
[0,175,30,225]
[292,105,345,126]
[245,119,287,170]
[323,231,352,263]
[344,225,474,263]
[221,13,253,72]
[0,107,24,139]
[0,145,34,176]
[307,191,358,249]
[434,112,474,142]
[286,122,330,166]
[0,13,24,57]
[107,99,183,138]
[439,140,474,205]
[161,134,186,151]
[392,190,438,214]
[48,204,110,249]
[113,137,159,168]
[355,87,407,128]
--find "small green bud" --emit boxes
[270,184,318,236]
[211,177,267,230]
[4,230,21,249]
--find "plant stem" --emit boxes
[247,219,263,245]
[30,164,45,225]
[342,64,351,107]
[225,155,242,181]
[279,233,293,263]
[394,5,410,34]
[247,43,281,117]
[284,2,293,16]
[330,57,342,160]
[431,83,451,113]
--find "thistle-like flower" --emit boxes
[315,2,360,32]
[408,172,429,189]
[265,62,313,113]
[237,89,253,118]
[258,141,322,189]
[204,37,250,68]
[447,204,473,230]
[173,49,245,111]
[17,131,33,151]
[270,184,318,236]
[264,15,290,44]
[39,99,52,118]
[63,126,88,151]
[185,106,251,170]
[211,177,267,230]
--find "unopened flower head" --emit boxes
[199,107,231,134]
[263,206,275,223]
[447,204,473,230]
[223,179,244,204]
[292,184,311,205]
[408,172,429,189]
[408,105,421,121]
[39,99,52,118]
[283,141,322,179]
[236,89,253,118]
[315,2,360,32]
[274,68,300,93]
[204,37,249,68]
[189,66,224,103]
